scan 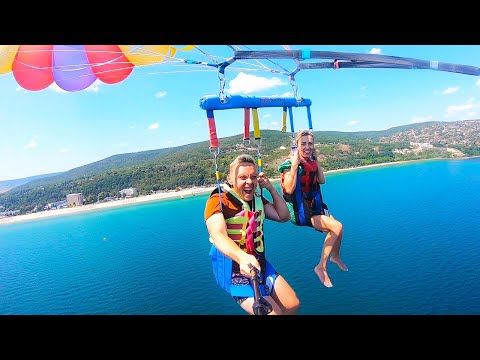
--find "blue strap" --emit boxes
[295,174,307,225]
[209,244,232,292]
[210,244,276,297]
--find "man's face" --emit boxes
[230,162,258,201]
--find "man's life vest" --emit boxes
[208,184,276,297]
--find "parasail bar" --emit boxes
[199,95,312,111]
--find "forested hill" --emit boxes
[0,172,62,194]
[1,120,479,214]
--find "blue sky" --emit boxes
[1,44,480,181]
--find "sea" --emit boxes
[1,158,479,315]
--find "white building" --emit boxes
[45,200,68,210]
[119,188,138,197]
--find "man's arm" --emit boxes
[206,213,261,275]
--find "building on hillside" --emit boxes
[119,188,138,197]
[0,210,20,218]
[66,193,84,207]
[44,200,68,210]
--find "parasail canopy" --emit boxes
[0,45,194,92]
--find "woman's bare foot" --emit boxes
[329,255,348,272]
[314,266,333,287]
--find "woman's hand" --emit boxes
[290,148,301,168]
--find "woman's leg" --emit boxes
[327,215,348,271]
[311,215,346,287]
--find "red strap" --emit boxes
[244,108,250,141]
[208,116,219,148]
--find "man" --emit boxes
[205,154,300,315]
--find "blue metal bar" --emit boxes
[199,95,312,111]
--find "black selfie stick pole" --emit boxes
[248,263,273,315]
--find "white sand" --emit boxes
[0,186,216,225]
[0,157,469,226]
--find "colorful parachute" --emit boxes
[0,45,195,92]
[2,45,479,93]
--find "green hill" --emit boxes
[1,120,479,214]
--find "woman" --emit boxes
[278,130,348,288]
[205,154,300,314]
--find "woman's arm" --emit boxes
[282,150,301,194]
[317,163,326,184]
[312,148,326,185]
[258,172,290,222]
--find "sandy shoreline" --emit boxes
[0,157,470,225]
[0,186,217,225]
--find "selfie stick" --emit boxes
[248,263,273,315]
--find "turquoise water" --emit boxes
[1,158,479,315]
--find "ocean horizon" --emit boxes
[1,157,479,315]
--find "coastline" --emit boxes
[0,186,216,225]
[0,157,471,226]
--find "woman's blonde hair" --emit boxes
[295,130,317,160]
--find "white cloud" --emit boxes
[476,79,480,87]
[24,137,38,150]
[261,91,294,98]
[16,86,28,93]
[85,82,100,92]
[48,79,101,93]
[227,72,288,94]
[155,91,167,98]
[442,86,459,95]
[446,103,475,115]
[346,120,360,127]
[48,83,68,93]
[148,123,159,130]
[369,48,382,55]
[257,120,282,131]
[58,148,71,153]
[444,97,480,118]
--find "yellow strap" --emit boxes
[253,108,261,139]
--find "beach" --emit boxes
[0,157,467,226]
[0,186,216,225]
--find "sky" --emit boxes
[1,44,480,182]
